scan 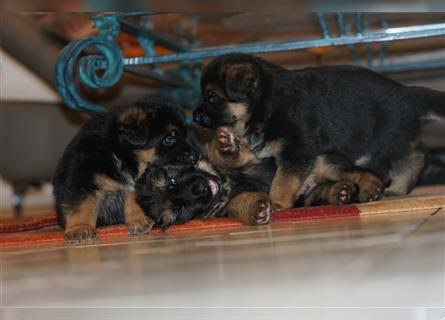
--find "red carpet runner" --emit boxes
[0,205,361,247]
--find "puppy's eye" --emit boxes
[207,90,222,104]
[167,178,177,190]
[162,131,177,147]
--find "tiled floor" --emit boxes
[1,205,444,319]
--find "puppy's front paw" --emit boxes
[215,127,239,156]
[357,176,384,203]
[65,225,97,243]
[250,196,272,225]
[127,215,154,235]
[329,180,358,205]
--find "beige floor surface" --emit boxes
[1,203,444,319]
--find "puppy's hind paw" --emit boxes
[329,180,358,205]
[251,197,272,225]
[357,179,384,203]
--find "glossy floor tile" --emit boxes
[1,308,445,320]
[1,207,444,319]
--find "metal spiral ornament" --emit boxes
[55,36,124,113]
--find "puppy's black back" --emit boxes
[262,64,443,177]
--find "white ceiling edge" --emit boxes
[0,49,61,103]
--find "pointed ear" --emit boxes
[118,125,149,149]
[117,107,154,126]
[117,107,154,149]
[223,62,259,101]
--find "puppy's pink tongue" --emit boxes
[208,179,219,196]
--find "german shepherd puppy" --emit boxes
[53,95,197,243]
[193,53,445,210]
[135,127,276,228]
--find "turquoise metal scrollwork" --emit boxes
[55,13,445,114]
[55,14,124,113]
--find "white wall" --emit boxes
[1,49,60,103]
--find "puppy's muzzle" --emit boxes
[193,109,214,129]
[177,149,198,165]
[191,178,211,197]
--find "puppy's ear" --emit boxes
[120,130,148,149]
[157,199,177,228]
[223,62,259,101]
[135,167,167,225]
[118,107,154,126]
[117,108,154,149]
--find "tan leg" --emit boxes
[269,166,302,210]
[124,192,154,235]
[64,196,99,243]
[228,192,272,225]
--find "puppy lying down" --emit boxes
[135,127,373,228]
[135,127,274,227]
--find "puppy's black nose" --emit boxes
[193,109,213,128]
[181,149,197,164]
[191,179,209,196]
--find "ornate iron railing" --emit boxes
[55,12,445,114]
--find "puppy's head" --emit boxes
[112,95,197,171]
[136,160,229,228]
[193,54,264,135]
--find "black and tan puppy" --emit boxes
[193,53,445,209]
[135,127,276,228]
[53,95,197,243]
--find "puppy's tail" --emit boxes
[412,86,445,122]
